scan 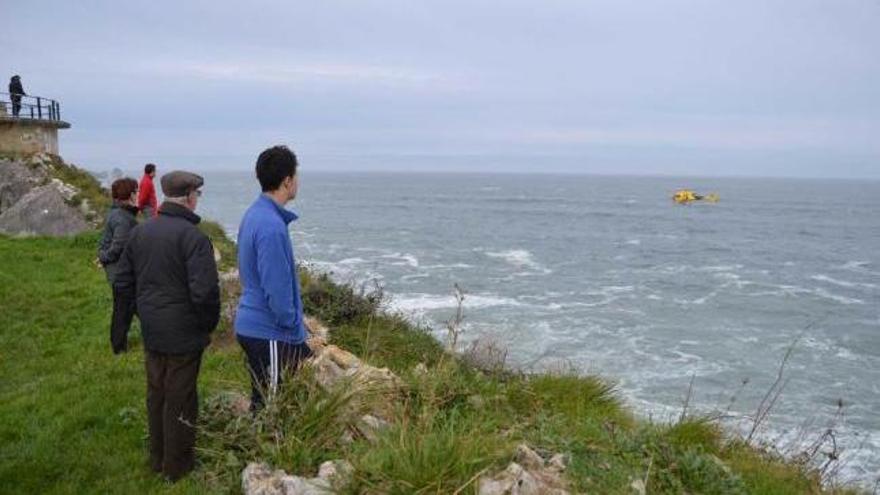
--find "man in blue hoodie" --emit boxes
[235,145,311,411]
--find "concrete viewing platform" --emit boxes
[0,92,70,155]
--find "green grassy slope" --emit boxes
[0,232,855,494]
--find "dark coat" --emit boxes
[97,203,139,284]
[8,78,24,98]
[113,201,220,354]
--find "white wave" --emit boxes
[842,260,870,270]
[747,283,864,305]
[381,252,420,268]
[675,291,717,305]
[700,264,744,272]
[389,292,523,313]
[812,287,863,305]
[589,285,635,295]
[485,249,551,274]
[400,273,430,282]
[835,347,859,361]
[841,260,880,277]
[624,239,641,246]
[811,274,877,290]
[422,263,473,269]
[338,257,368,265]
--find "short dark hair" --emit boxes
[256,146,298,192]
[111,178,138,201]
[144,163,156,175]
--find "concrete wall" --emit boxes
[0,120,63,155]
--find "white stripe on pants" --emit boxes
[270,340,278,396]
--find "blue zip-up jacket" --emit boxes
[234,194,306,344]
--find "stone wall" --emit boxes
[0,119,66,155]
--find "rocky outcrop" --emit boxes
[0,182,90,236]
[0,159,46,211]
[238,316,407,495]
[0,153,98,236]
[477,444,571,495]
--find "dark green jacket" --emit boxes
[97,203,138,284]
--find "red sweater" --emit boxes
[137,174,158,215]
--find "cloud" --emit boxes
[136,59,473,92]
[516,117,879,153]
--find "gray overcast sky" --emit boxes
[3,1,879,177]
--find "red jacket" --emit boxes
[137,174,158,216]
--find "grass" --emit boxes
[0,230,864,494]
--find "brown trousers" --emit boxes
[145,349,203,481]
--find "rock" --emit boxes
[305,316,329,351]
[242,463,285,495]
[0,183,89,236]
[413,362,428,376]
[306,343,403,423]
[0,159,46,213]
[0,156,97,236]
[548,453,567,472]
[219,270,242,327]
[26,152,55,169]
[515,444,545,471]
[478,444,571,495]
[49,177,78,201]
[225,391,252,416]
[354,414,390,442]
[309,350,348,389]
[317,459,353,481]
[242,460,351,495]
[324,345,361,369]
[630,479,647,495]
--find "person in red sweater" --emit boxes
[138,163,159,218]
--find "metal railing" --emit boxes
[0,92,63,122]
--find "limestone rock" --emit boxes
[354,414,390,442]
[317,459,353,482]
[305,316,329,352]
[242,463,286,495]
[0,183,89,236]
[307,343,403,425]
[242,460,351,495]
[0,159,46,213]
[515,444,546,471]
[0,156,96,235]
[478,444,570,495]
[219,270,242,328]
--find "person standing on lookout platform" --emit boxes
[8,75,25,117]
[138,163,159,218]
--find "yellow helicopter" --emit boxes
[672,189,719,204]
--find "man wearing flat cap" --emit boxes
[114,170,220,481]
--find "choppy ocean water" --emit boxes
[194,170,879,484]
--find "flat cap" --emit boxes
[160,171,204,197]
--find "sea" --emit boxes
[191,170,879,485]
